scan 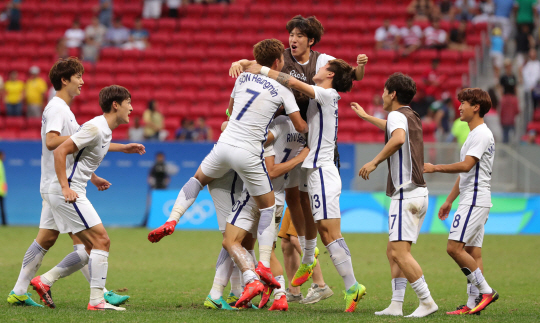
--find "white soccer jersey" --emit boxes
[458,123,495,207]
[265,116,306,204]
[302,86,340,168]
[386,109,428,199]
[40,97,80,194]
[49,116,111,195]
[218,72,300,156]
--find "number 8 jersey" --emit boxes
[219,72,300,156]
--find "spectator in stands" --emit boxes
[56,38,68,59]
[515,0,537,36]
[522,129,537,144]
[492,0,514,40]
[437,0,456,20]
[143,0,163,19]
[195,117,212,141]
[6,0,21,31]
[424,17,447,49]
[96,0,113,27]
[521,48,540,108]
[148,152,170,189]
[129,117,145,141]
[124,18,150,50]
[64,20,86,48]
[105,17,130,48]
[448,19,470,51]
[143,99,164,140]
[422,59,447,100]
[175,119,198,141]
[0,151,6,225]
[515,24,536,68]
[430,96,454,142]
[85,16,107,47]
[410,89,432,118]
[454,0,478,21]
[167,0,182,18]
[499,62,520,142]
[472,0,495,23]
[82,35,100,63]
[375,19,400,50]
[25,66,47,117]
[4,71,24,116]
[399,17,423,56]
[407,0,435,21]
[490,27,505,78]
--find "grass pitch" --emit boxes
[0,227,539,322]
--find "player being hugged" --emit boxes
[44,85,145,311]
[352,73,438,317]
[246,58,367,313]
[424,88,498,315]
[148,39,307,307]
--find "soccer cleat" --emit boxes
[30,276,55,309]
[291,258,317,287]
[446,305,479,315]
[268,295,288,311]
[7,291,44,307]
[258,283,274,308]
[235,302,259,309]
[285,288,303,303]
[314,247,320,259]
[204,295,238,310]
[343,282,367,313]
[300,283,334,304]
[235,280,264,308]
[148,220,177,243]
[226,292,239,307]
[469,289,499,314]
[87,300,126,311]
[255,262,281,289]
[104,290,130,306]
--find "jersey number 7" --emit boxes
[236,89,261,120]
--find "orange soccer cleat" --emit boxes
[30,276,55,309]
[268,295,288,311]
[235,280,264,308]
[446,305,479,315]
[255,262,281,289]
[148,220,177,243]
[258,283,274,309]
[469,290,499,315]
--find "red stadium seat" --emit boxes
[19,130,41,140]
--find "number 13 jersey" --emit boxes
[219,72,300,156]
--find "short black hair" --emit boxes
[458,88,492,117]
[99,85,131,113]
[384,73,417,105]
[49,57,84,91]
[286,15,324,47]
[327,59,355,93]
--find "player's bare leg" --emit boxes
[285,188,306,237]
[148,166,214,243]
[281,236,302,300]
[447,241,497,315]
[375,241,407,316]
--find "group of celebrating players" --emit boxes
[7,15,498,317]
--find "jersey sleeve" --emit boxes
[230,77,239,99]
[263,143,275,158]
[71,123,100,150]
[44,106,65,134]
[313,85,336,107]
[464,131,490,160]
[268,118,282,140]
[281,88,300,115]
[386,111,408,135]
[316,53,336,73]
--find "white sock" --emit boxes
[326,238,356,290]
[410,276,430,300]
[230,264,242,297]
[257,205,276,268]
[274,275,286,299]
[465,268,492,294]
[242,269,258,285]
[41,248,89,287]
[89,249,109,306]
[168,177,203,222]
[467,282,480,308]
[13,240,47,295]
[302,238,317,264]
[209,248,233,300]
[298,236,306,252]
[392,278,407,302]
[248,250,257,268]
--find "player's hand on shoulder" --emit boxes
[351,102,369,119]
[438,201,452,220]
[356,54,368,66]
[245,64,262,75]
[62,187,79,203]
[359,161,377,180]
[423,162,435,173]
[124,143,146,155]
[229,61,244,78]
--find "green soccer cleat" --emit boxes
[104,291,130,306]
[7,291,44,307]
[226,292,239,306]
[204,295,238,310]
[291,258,317,287]
[343,282,367,313]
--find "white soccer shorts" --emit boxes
[448,204,490,247]
[388,195,428,244]
[284,164,302,189]
[45,193,102,234]
[298,167,309,192]
[201,142,273,197]
[306,165,342,222]
[39,193,69,234]
[209,171,242,233]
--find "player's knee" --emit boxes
[37,232,59,250]
[446,244,461,258]
[389,248,402,263]
[281,238,290,252]
[94,234,110,251]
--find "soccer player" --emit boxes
[246,58,366,312]
[148,39,308,307]
[352,73,438,317]
[38,85,144,311]
[7,58,128,308]
[424,88,498,315]
[230,15,368,288]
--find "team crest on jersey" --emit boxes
[289,70,307,81]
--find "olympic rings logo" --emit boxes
[162,199,216,225]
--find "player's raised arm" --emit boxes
[247,64,316,99]
[353,54,368,81]
[423,155,478,174]
[350,102,387,131]
[53,138,80,203]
